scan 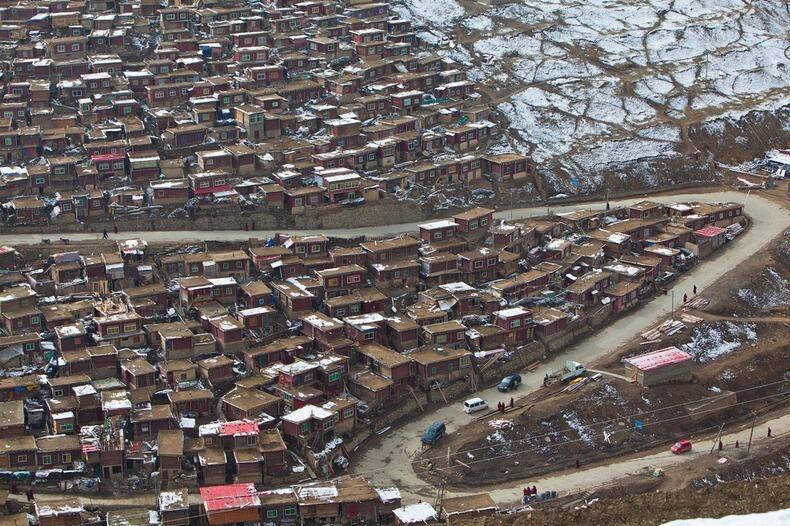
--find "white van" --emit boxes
[463,397,488,414]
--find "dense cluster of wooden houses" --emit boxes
[0,0,531,226]
[0,199,744,524]
[0,477,501,526]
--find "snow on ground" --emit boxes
[681,322,758,363]
[392,0,464,28]
[399,0,790,184]
[561,409,595,447]
[736,268,790,309]
[662,508,790,526]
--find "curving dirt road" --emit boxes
[5,190,788,508]
[346,190,790,503]
[0,190,759,245]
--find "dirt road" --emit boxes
[484,413,790,506]
[0,190,758,245]
[348,191,790,502]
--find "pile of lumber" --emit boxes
[641,319,687,341]
[684,297,710,310]
[680,313,704,324]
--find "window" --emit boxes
[436,334,447,344]
[61,453,72,464]
[364,332,374,341]
[140,424,150,434]
[246,435,257,447]
[329,371,341,382]
[349,305,360,314]
[71,43,80,51]
[106,326,120,335]
[481,218,489,226]
[25,342,36,351]
[30,316,40,325]
[266,510,278,519]
[123,323,137,333]
[336,308,346,317]
[285,507,297,518]
[57,45,66,52]
[35,177,46,185]
[155,91,164,99]
[225,287,233,295]
[510,319,521,328]
[347,274,360,284]
[488,257,497,266]
[17,454,27,464]
[299,422,309,433]
[474,260,484,269]
[430,366,437,375]
[42,454,52,465]
[327,278,338,287]
[311,244,322,253]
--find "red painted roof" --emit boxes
[624,346,692,371]
[694,226,726,237]
[91,153,125,162]
[200,483,260,512]
[219,420,259,437]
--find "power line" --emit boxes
[379,378,790,469]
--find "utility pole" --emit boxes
[670,290,675,321]
[710,423,724,454]
[747,412,757,454]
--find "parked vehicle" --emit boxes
[670,439,692,454]
[463,397,489,414]
[561,360,586,383]
[497,374,522,392]
[421,421,446,446]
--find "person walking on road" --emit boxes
[575,458,580,469]
[735,440,739,448]
[718,440,723,451]
[102,228,109,239]
[693,285,698,295]
[683,293,688,304]
[768,427,772,438]
[509,397,514,409]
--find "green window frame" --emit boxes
[266,509,278,519]
[42,454,52,465]
[284,506,297,517]
[329,371,341,382]
[299,422,309,433]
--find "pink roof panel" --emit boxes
[200,483,260,512]
[694,226,726,237]
[624,346,692,371]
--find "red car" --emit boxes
[670,439,692,454]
